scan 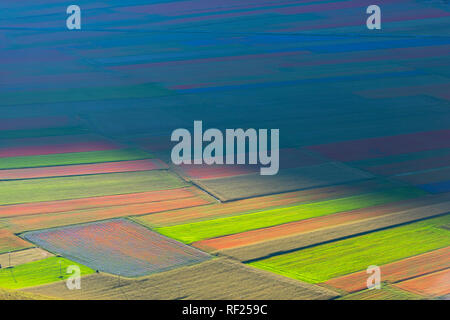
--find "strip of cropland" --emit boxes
[0,257,94,290]
[0,159,167,180]
[0,170,187,206]
[0,148,152,170]
[248,215,450,284]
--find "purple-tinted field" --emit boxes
[22,219,211,277]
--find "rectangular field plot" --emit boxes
[248,215,450,283]
[22,219,211,277]
[193,162,373,202]
[0,256,94,290]
[0,248,53,268]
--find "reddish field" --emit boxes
[325,247,450,293]
[137,179,395,227]
[0,187,202,219]
[0,141,119,158]
[192,196,439,251]
[0,159,168,180]
[365,154,450,176]
[308,129,450,162]
[178,148,326,179]
[5,193,211,233]
[22,219,211,277]
[0,230,33,254]
[394,268,450,297]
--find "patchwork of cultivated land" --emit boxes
[0,257,94,290]
[136,179,398,227]
[194,163,373,201]
[0,148,153,170]
[248,215,450,283]
[220,198,450,261]
[325,247,450,293]
[0,187,204,218]
[0,248,53,268]
[1,0,450,301]
[0,159,167,180]
[156,187,426,243]
[22,219,211,277]
[0,230,33,254]
[394,268,450,297]
[24,258,338,300]
[193,196,448,252]
[0,170,187,205]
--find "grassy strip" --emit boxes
[156,187,427,243]
[0,257,94,290]
[249,215,450,283]
[0,148,153,170]
[0,171,188,205]
[0,127,86,139]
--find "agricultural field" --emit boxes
[1,0,450,302]
[248,215,450,283]
[326,247,450,293]
[193,162,373,201]
[0,148,153,170]
[0,257,94,290]
[24,258,338,300]
[394,268,450,297]
[155,187,426,243]
[0,170,187,206]
[0,248,53,268]
[22,219,211,277]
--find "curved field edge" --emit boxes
[247,214,450,284]
[154,187,427,243]
[0,256,94,290]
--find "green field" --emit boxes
[0,127,87,139]
[0,170,188,205]
[155,187,427,243]
[0,257,94,289]
[0,148,153,170]
[249,215,450,283]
